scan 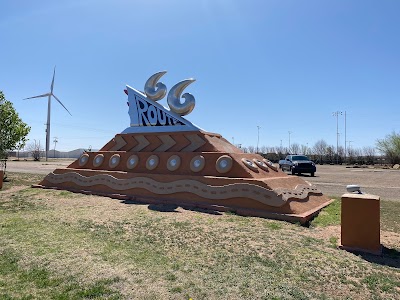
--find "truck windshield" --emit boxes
[291,155,309,161]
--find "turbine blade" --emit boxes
[23,93,50,100]
[52,94,72,116]
[50,66,56,92]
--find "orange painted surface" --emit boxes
[341,193,381,254]
[37,130,333,223]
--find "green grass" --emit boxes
[380,200,400,232]
[329,236,339,248]
[0,173,399,299]
[310,197,341,227]
[310,196,400,233]
[1,172,45,191]
[265,221,283,230]
[0,248,121,299]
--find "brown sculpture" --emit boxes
[35,72,333,224]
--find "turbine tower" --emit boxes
[24,67,72,161]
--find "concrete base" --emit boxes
[341,193,381,255]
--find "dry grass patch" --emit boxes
[0,172,399,299]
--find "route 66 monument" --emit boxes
[36,71,333,223]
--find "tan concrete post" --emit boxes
[340,193,381,255]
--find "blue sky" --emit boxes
[1,0,399,151]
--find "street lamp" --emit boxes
[257,125,261,153]
[344,111,347,163]
[332,111,342,164]
[53,137,58,159]
[288,131,292,153]
[347,140,354,150]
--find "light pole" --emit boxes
[288,131,292,153]
[332,111,342,164]
[344,111,347,163]
[53,137,58,159]
[347,140,354,163]
[257,125,261,153]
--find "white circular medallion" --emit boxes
[242,158,258,172]
[216,155,233,174]
[126,154,139,169]
[190,155,205,172]
[167,155,181,171]
[109,154,120,168]
[146,155,159,170]
[263,159,278,171]
[93,154,104,167]
[253,159,270,172]
[78,154,89,166]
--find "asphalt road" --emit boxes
[4,160,400,201]
[296,165,400,201]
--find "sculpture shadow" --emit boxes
[180,205,223,216]
[351,246,400,269]
[121,199,180,213]
[148,203,180,213]
[121,199,223,216]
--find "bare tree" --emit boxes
[355,148,364,164]
[264,146,275,154]
[291,143,300,154]
[260,145,268,154]
[300,144,309,155]
[276,145,284,154]
[247,145,256,153]
[313,140,328,164]
[337,145,345,164]
[26,140,44,161]
[347,146,357,164]
[363,146,376,165]
[326,146,335,164]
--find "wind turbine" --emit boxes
[24,67,72,161]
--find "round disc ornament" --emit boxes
[93,154,104,167]
[127,154,139,169]
[190,155,205,172]
[78,154,89,167]
[167,155,181,171]
[109,154,121,168]
[146,155,159,170]
[242,158,258,172]
[216,155,233,174]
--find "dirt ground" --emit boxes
[5,158,74,174]
[1,162,399,299]
[5,159,400,201]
